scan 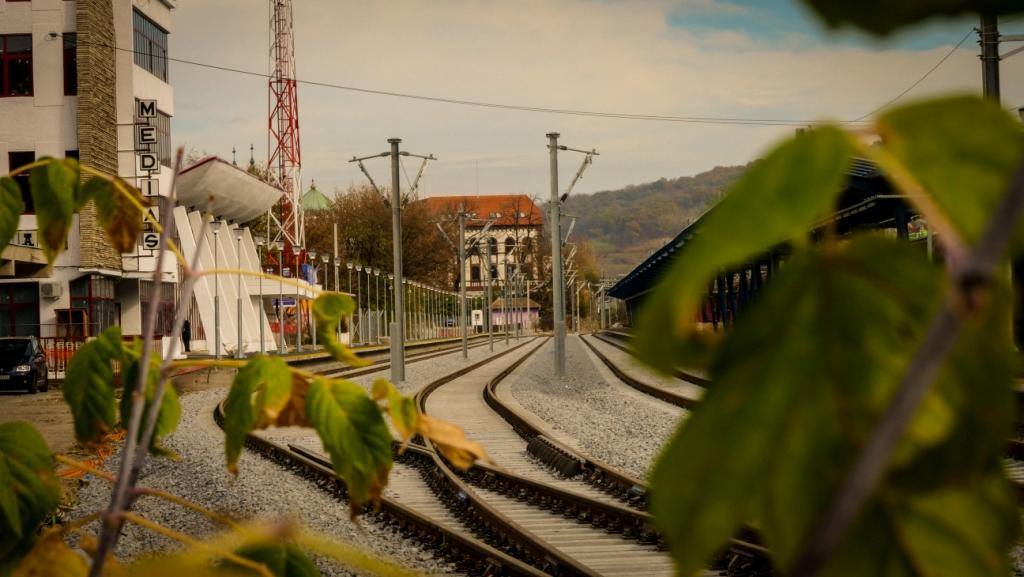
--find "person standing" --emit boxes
[181,318,192,353]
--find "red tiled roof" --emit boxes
[422,194,544,227]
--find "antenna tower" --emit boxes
[268,0,303,247]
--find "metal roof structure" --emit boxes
[177,156,284,223]
[609,159,906,303]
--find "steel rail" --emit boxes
[593,331,710,387]
[580,334,699,410]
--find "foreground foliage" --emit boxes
[0,156,487,576]
[636,93,1024,577]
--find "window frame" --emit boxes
[63,32,77,96]
[132,9,168,81]
[0,34,33,98]
[8,151,35,213]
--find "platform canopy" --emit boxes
[177,157,284,223]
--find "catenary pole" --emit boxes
[548,133,566,376]
[980,13,1001,102]
[459,206,468,358]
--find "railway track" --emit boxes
[219,336,770,576]
[596,330,1024,506]
[592,331,709,387]
[580,334,701,410]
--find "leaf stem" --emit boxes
[133,487,240,528]
[196,267,322,297]
[7,159,49,177]
[789,158,1024,577]
[120,512,273,577]
[55,454,116,482]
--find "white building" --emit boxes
[422,194,544,295]
[0,0,177,355]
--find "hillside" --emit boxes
[564,164,748,275]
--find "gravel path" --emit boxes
[65,341,524,576]
[508,335,685,480]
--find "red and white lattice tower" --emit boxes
[268,0,303,247]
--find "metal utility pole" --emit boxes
[980,13,1001,101]
[459,208,468,358]
[547,133,599,376]
[214,227,221,360]
[484,240,493,351]
[350,142,434,382]
[388,138,405,382]
[548,133,565,376]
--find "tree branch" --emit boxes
[790,158,1024,577]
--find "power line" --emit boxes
[851,29,974,122]
[68,35,863,128]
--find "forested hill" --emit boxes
[564,164,748,275]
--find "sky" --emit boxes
[169,0,1024,199]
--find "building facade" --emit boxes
[422,194,543,295]
[0,0,175,356]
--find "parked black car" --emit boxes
[0,337,48,393]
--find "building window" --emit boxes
[133,9,168,81]
[140,281,175,336]
[8,151,35,213]
[70,276,117,337]
[0,34,33,97]
[470,265,481,282]
[487,237,497,256]
[63,33,77,95]
[0,283,40,337]
[504,237,515,254]
[155,111,171,166]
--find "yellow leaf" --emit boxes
[13,530,88,577]
[416,415,490,469]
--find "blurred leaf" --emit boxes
[224,355,294,473]
[877,95,1024,249]
[76,176,108,212]
[120,340,180,453]
[371,379,418,446]
[29,157,77,263]
[11,530,88,577]
[635,127,855,372]
[416,414,490,469]
[312,293,367,367]
[0,177,24,254]
[233,542,319,577]
[892,469,1018,577]
[62,326,123,447]
[305,378,392,515]
[802,0,1020,36]
[95,177,147,254]
[649,237,946,576]
[0,423,59,570]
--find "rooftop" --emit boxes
[422,194,544,227]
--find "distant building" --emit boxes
[0,0,176,346]
[422,194,543,295]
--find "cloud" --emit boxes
[168,1,1022,199]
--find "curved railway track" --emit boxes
[218,334,770,576]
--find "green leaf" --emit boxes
[0,177,24,254]
[0,423,59,569]
[76,176,110,212]
[29,157,77,263]
[635,126,855,372]
[877,96,1024,249]
[305,377,392,515]
[95,177,147,254]
[120,340,181,453]
[370,378,418,444]
[233,542,320,577]
[62,326,123,447]
[801,0,1020,36]
[892,470,1018,577]
[649,237,945,576]
[223,355,294,473]
[312,293,367,367]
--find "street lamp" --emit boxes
[373,268,381,343]
[234,226,245,359]
[213,224,221,360]
[254,234,266,354]
[355,263,363,345]
[387,273,394,339]
[275,240,285,354]
[292,244,303,353]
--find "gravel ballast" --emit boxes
[66,340,523,576]
[508,335,685,480]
